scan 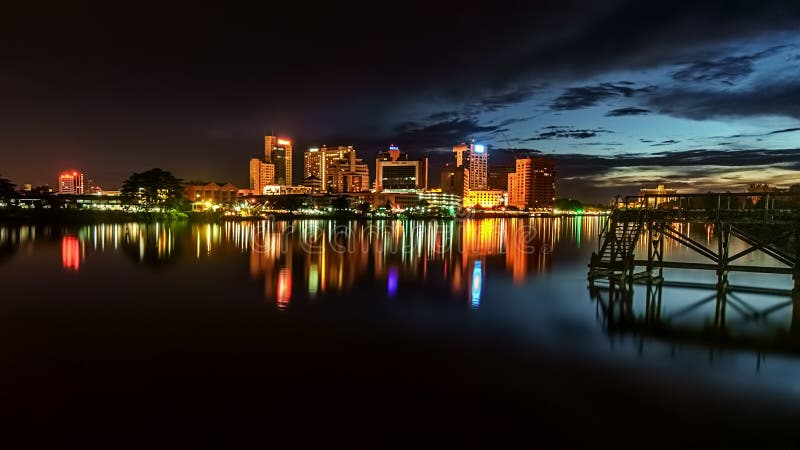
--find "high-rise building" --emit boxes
[249,158,275,195]
[375,145,427,192]
[301,145,350,192]
[58,171,84,195]
[440,165,469,198]
[508,157,556,210]
[264,136,292,186]
[453,142,487,190]
[328,149,370,193]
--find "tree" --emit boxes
[332,196,351,211]
[0,176,17,201]
[357,201,372,215]
[121,168,185,211]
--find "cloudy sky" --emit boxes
[1,1,799,201]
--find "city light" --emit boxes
[473,144,485,154]
[277,139,291,146]
[471,260,482,309]
[62,235,80,271]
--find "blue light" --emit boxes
[473,144,485,154]
[471,260,482,309]
[388,266,398,297]
[389,145,399,151]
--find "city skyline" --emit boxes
[2,3,799,202]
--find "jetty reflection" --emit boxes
[589,278,800,357]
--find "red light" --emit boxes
[62,236,80,271]
[277,268,291,308]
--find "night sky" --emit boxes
[2,1,800,201]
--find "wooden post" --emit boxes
[716,222,729,290]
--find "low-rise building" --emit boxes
[465,189,506,208]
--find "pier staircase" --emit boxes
[589,208,645,282]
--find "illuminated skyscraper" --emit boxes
[453,142,487,190]
[375,145,427,192]
[508,157,556,210]
[328,148,370,193]
[249,158,275,195]
[58,171,84,195]
[264,135,293,186]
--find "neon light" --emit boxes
[473,144,485,154]
[277,139,291,146]
[309,147,319,152]
[471,260,482,309]
[389,145,399,151]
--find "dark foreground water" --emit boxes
[0,218,798,448]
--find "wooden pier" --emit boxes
[588,192,800,296]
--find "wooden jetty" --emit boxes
[588,192,800,296]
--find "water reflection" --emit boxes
[61,235,81,271]
[590,278,800,358]
[237,219,560,308]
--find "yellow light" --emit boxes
[278,139,291,145]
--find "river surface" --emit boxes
[0,217,798,446]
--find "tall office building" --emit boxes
[302,147,324,192]
[249,158,275,195]
[453,142,487,190]
[508,157,556,210]
[375,145,428,192]
[264,136,292,186]
[58,171,84,195]
[302,145,350,193]
[328,149,370,193]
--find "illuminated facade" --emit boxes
[264,136,292,186]
[464,189,506,208]
[639,185,678,207]
[249,158,275,195]
[304,147,323,179]
[417,191,461,211]
[375,145,428,191]
[185,182,239,204]
[508,157,556,210]
[58,171,85,195]
[328,149,370,193]
[453,142,487,190]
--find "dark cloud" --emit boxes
[393,119,499,150]
[768,127,800,135]
[476,85,544,112]
[551,83,654,110]
[554,148,800,201]
[646,80,800,120]
[605,107,651,116]
[671,46,787,85]
[650,139,681,146]
[525,126,613,141]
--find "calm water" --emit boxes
[1,217,799,444]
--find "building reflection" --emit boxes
[6,217,602,307]
[61,235,81,271]
[213,217,598,310]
